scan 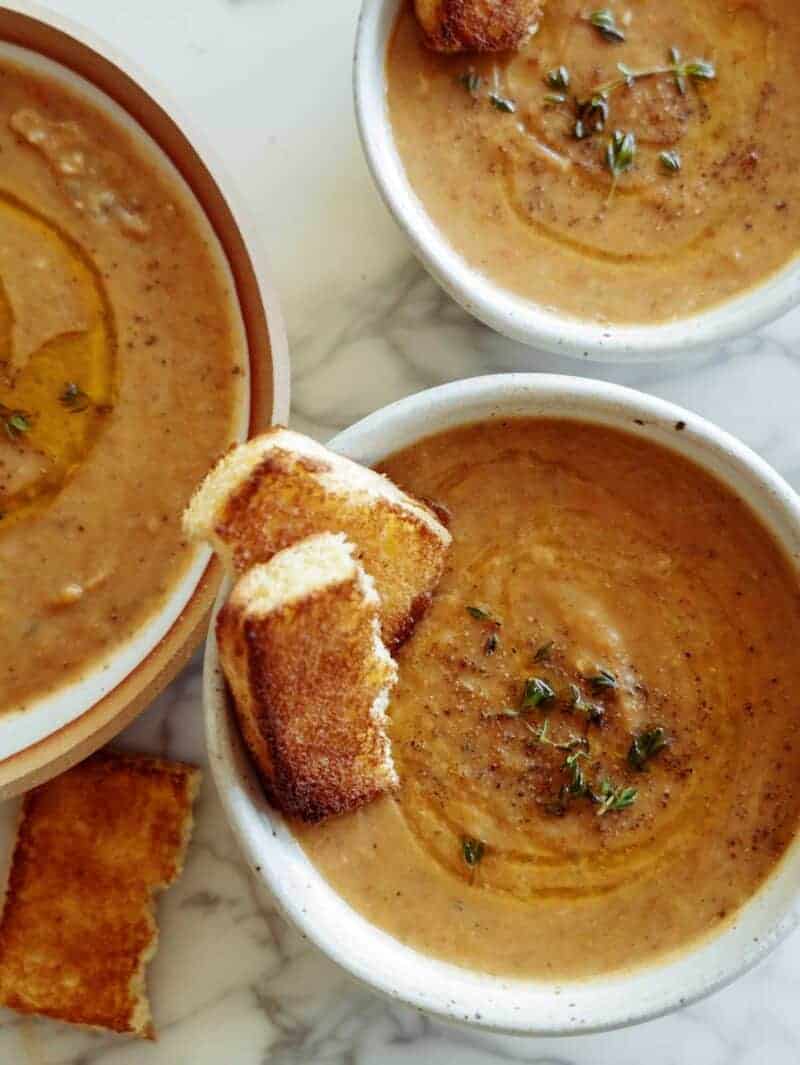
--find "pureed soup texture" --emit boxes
[297,419,800,979]
[387,0,800,323]
[0,58,243,714]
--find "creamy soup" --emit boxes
[297,419,800,979]
[387,0,800,324]
[0,59,243,714]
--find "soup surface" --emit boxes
[0,58,243,714]
[297,418,800,979]
[387,0,800,323]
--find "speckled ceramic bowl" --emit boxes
[354,0,800,362]
[205,374,800,1035]
[0,1,289,798]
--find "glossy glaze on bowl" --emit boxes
[205,374,800,1035]
[354,0,800,360]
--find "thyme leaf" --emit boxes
[484,631,499,655]
[660,149,682,173]
[2,407,32,439]
[459,70,482,96]
[533,640,554,663]
[489,92,516,113]
[588,667,618,691]
[462,836,485,867]
[586,9,626,43]
[466,605,499,624]
[595,778,638,816]
[521,676,556,709]
[569,683,605,724]
[546,65,570,90]
[60,382,90,413]
[628,726,670,771]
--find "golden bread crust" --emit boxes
[184,427,451,651]
[414,0,544,52]
[0,751,199,1037]
[217,547,398,822]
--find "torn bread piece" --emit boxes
[217,532,398,822]
[415,0,544,53]
[0,752,199,1038]
[183,427,451,649]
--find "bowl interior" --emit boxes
[354,0,800,361]
[0,3,288,793]
[206,373,800,1035]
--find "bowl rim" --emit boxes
[0,0,290,797]
[353,0,800,362]
[205,373,800,1036]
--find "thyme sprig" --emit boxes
[574,50,716,140]
[526,717,588,752]
[596,778,638,815]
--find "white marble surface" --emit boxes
[1,0,800,1061]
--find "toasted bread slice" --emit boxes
[415,0,544,52]
[183,427,451,649]
[217,533,398,822]
[0,752,199,1038]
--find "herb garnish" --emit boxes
[60,382,90,413]
[467,606,499,624]
[544,92,568,106]
[574,93,609,139]
[628,726,669,771]
[596,778,638,816]
[521,676,556,709]
[2,407,31,439]
[484,632,499,655]
[660,150,681,173]
[546,66,570,90]
[489,92,516,113]
[575,50,716,140]
[563,748,591,798]
[588,667,618,692]
[462,836,485,879]
[527,718,588,752]
[533,640,554,663]
[586,9,626,43]
[459,70,482,96]
[569,683,605,724]
[572,49,716,148]
[605,130,636,201]
[483,707,523,720]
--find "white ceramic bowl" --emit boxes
[354,0,800,362]
[205,374,800,1035]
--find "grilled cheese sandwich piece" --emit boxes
[0,752,199,1038]
[414,0,544,52]
[183,427,451,649]
[216,533,398,822]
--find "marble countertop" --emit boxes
[2,0,800,1061]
